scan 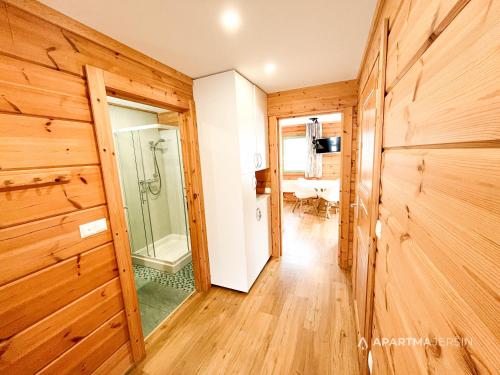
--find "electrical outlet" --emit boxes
[79,218,108,238]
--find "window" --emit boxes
[282,136,307,172]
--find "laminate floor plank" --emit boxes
[131,203,359,375]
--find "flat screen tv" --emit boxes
[314,136,341,154]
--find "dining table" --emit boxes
[298,178,340,192]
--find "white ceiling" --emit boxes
[41,0,376,93]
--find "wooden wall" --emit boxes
[358,0,500,373]
[281,121,342,180]
[268,80,358,117]
[263,81,359,268]
[0,0,194,373]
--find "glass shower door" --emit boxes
[114,124,192,270]
[114,130,156,258]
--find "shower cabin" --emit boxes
[112,118,191,273]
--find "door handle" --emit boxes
[256,207,262,221]
[350,203,357,208]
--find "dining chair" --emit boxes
[319,186,340,219]
[292,178,318,216]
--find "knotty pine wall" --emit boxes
[0,1,193,373]
[359,0,500,373]
[281,121,341,180]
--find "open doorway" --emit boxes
[107,97,195,337]
[279,113,343,257]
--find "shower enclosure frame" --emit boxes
[113,123,192,273]
[86,65,210,362]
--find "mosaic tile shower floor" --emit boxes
[134,262,195,337]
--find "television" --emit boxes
[314,136,341,154]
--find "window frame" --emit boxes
[281,135,308,173]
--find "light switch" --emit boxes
[79,218,108,238]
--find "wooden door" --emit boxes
[352,55,380,371]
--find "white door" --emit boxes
[254,86,269,170]
[235,73,257,174]
[252,196,270,283]
[241,172,257,291]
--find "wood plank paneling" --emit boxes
[384,0,500,148]
[0,0,200,372]
[268,80,358,117]
[358,0,401,92]
[178,102,211,289]
[0,166,106,228]
[380,149,500,303]
[375,200,500,373]
[338,107,353,268]
[0,114,98,170]
[268,116,282,257]
[385,0,469,91]
[0,54,91,121]
[103,70,190,111]
[158,111,179,126]
[357,0,500,372]
[348,107,359,266]
[38,310,129,375]
[0,278,123,375]
[3,0,192,87]
[86,65,145,361]
[0,1,192,95]
[0,206,111,286]
[0,243,118,340]
[93,343,134,375]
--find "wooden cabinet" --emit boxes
[193,70,270,292]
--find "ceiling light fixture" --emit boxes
[220,9,240,33]
[265,63,276,75]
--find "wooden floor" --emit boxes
[131,202,360,375]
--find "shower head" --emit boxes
[150,138,166,149]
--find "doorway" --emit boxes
[278,113,343,256]
[108,97,194,337]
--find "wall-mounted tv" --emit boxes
[314,136,341,154]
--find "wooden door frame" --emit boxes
[85,65,210,362]
[267,107,354,263]
[351,18,388,374]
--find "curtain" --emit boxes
[305,118,322,178]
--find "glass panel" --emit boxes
[114,130,150,255]
[134,130,156,258]
[159,128,191,252]
[139,127,191,264]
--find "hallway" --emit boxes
[132,203,359,374]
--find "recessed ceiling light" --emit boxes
[265,63,276,75]
[220,9,240,33]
